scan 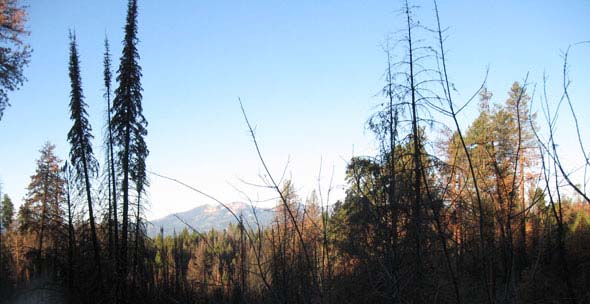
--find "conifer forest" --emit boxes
[1,1,590,303]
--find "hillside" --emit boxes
[146,202,275,237]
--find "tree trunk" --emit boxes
[81,152,102,282]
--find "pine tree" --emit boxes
[24,142,65,263]
[111,0,148,284]
[66,31,101,279]
[1,194,14,230]
[104,36,118,261]
[502,82,536,279]
[0,0,31,120]
[0,193,14,292]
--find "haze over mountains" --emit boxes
[146,202,275,237]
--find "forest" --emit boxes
[1,0,589,303]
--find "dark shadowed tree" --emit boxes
[61,161,76,291]
[103,36,118,261]
[66,32,101,280]
[110,0,148,287]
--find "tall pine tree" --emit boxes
[104,36,118,261]
[66,31,101,279]
[111,0,148,284]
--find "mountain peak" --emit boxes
[147,202,274,237]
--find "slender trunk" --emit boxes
[133,192,141,286]
[239,214,247,300]
[545,180,576,304]
[432,1,492,301]
[519,152,527,268]
[405,2,423,299]
[81,152,102,281]
[106,73,119,302]
[66,176,75,290]
[322,202,332,302]
[505,201,515,302]
[422,171,462,304]
[107,89,118,261]
[550,158,577,304]
[0,197,3,284]
[107,166,113,259]
[385,46,400,303]
[119,122,131,300]
[38,172,49,267]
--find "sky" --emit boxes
[0,0,588,220]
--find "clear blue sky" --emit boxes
[0,0,588,220]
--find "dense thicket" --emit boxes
[0,1,589,303]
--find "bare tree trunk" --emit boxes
[544,156,577,304]
[239,213,247,301]
[519,151,527,269]
[384,43,401,304]
[421,170,462,304]
[432,1,493,301]
[107,168,113,259]
[65,169,75,291]
[38,172,49,269]
[239,99,321,300]
[107,73,118,261]
[81,153,102,282]
[133,192,142,287]
[118,124,131,303]
[403,3,424,301]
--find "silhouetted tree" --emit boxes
[62,162,76,291]
[110,0,148,290]
[66,31,101,281]
[103,36,118,261]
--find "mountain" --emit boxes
[146,202,276,237]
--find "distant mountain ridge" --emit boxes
[146,202,275,237]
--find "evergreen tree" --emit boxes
[0,194,14,294]
[24,142,64,261]
[1,194,13,230]
[111,0,148,283]
[0,0,31,120]
[66,31,101,279]
[103,36,119,261]
[501,81,536,276]
[17,202,33,234]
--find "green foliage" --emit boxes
[1,194,13,230]
[109,0,148,286]
[4,2,589,303]
[0,0,31,120]
[66,32,98,187]
[111,0,149,194]
[23,143,65,229]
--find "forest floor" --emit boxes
[7,275,65,304]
